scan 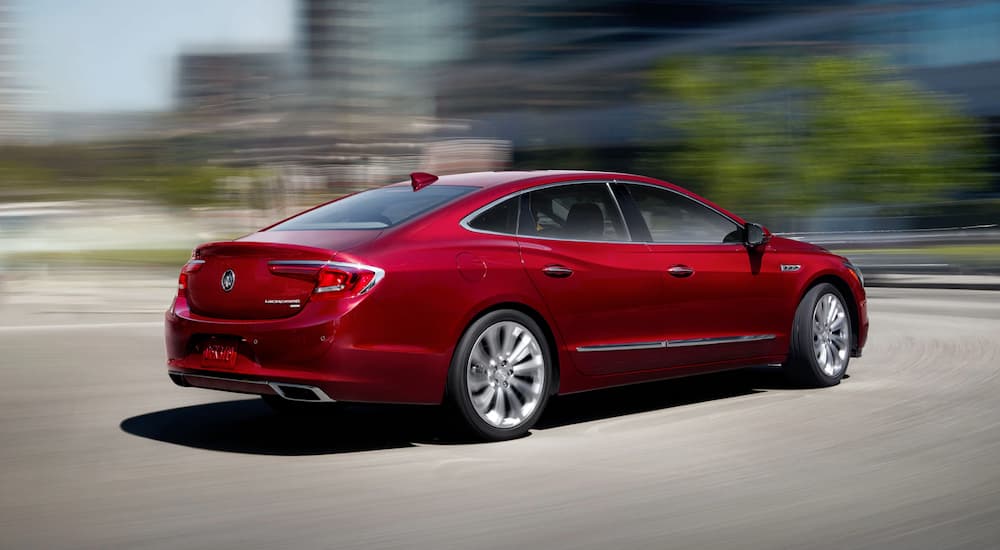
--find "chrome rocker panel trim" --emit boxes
[577,334,775,352]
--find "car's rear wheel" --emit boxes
[784,283,852,387]
[448,310,552,441]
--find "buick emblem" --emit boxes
[221,269,236,292]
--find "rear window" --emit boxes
[271,185,476,230]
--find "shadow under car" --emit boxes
[121,366,792,455]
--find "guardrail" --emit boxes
[780,224,1000,275]
[778,224,1000,248]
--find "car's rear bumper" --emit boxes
[168,370,335,402]
[164,297,449,404]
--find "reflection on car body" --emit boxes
[165,170,868,441]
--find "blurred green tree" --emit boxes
[647,55,986,215]
[0,142,256,207]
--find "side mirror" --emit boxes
[744,222,769,249]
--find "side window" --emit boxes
[627,184,742,244]
[521,183,628,242]
[468,196,519,234]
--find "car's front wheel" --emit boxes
[448,310,552,441]
[784,283,852,387]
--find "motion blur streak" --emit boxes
[1,0,997,276]
[1,0,1000,546]
[2,285,1000,548]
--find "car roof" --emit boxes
[390,170,658,190]
[398,170,747,228]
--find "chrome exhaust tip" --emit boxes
[168,371,335,402]
[268,382,335,403]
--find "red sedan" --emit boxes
[166,170,868,440]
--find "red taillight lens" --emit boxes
[268,262,381,301]
[316,268,351,293]
[312,266,377,300]
[177,260,204,297]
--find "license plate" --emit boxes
[201,342,238,368]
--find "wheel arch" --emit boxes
[453,301,562,397]
[798,274,860,355]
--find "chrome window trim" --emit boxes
[606,181,632,242]
[576,334,775,352]
[266,260,386,295]
[621,180,743,228]
[459,178,745,246]
[505,232,649,246]
[459,179,639,244]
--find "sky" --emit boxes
[16,0,294,112]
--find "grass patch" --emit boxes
[836,244,1000,257]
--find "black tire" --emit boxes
[784,282,852,387]
[447,309,553,441]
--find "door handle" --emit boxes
[542,265,574,278]
[667,265,694,278]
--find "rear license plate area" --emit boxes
[201,339,239,369]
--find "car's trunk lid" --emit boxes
[185,241,335,320]
[239,228,383,250]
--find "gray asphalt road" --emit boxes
[1,287,999,549]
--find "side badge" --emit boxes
[780,264,801,272]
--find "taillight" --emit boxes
[177,260,205,297]
[316,267,351,293]
[314,266,379,298]
[268,261,383,300]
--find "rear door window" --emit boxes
[520,183,629,242]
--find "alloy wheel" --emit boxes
[812,293,850,377]
[466,321,546,429]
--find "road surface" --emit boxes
[1,286,998,549]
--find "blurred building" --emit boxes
[445,0,782,114]
[298,0,469,132]
[47,0,995,191]
[172,0,1000,189]
[0,0,40,143]
[435,0,1000,183]
[176,51,292,115]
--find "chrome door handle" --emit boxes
[542,265,574,278]
[667,265,694,278]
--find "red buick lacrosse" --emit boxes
[166,170,868,440]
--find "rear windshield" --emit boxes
[270,185,476,231]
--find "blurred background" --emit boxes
[1,0,999,289]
